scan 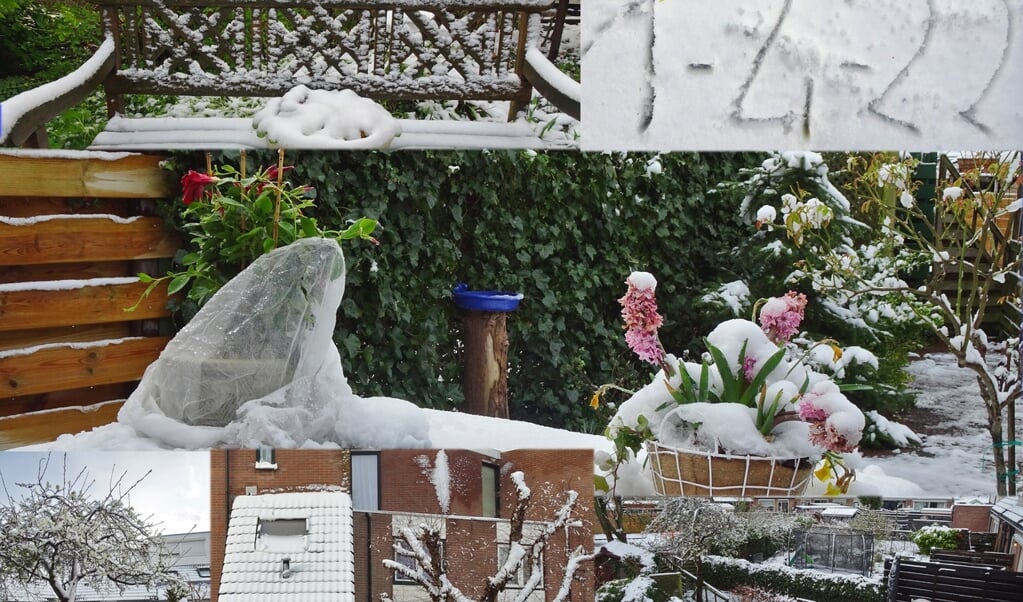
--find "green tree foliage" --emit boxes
[167,150,755,432]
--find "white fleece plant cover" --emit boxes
[118,237,431,449]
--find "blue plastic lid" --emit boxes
[452,283,523,312]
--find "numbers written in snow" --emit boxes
[633,0,1013,138]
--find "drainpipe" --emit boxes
[366,513,373,602]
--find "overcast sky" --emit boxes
[0,451,209,535]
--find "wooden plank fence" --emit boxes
[885,556,1023,602]
[0,151,176,448]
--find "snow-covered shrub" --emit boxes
[701,556,885,602]
[909,524,959,555]
[597,576,665,602]
[705,151,937,425]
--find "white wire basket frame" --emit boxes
[646,440,813,497]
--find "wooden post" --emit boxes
[462,310,511,419]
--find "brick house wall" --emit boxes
[951,504,995,533]
[363,448,595,602]
[210,448,594,602]
[208,448,351,600]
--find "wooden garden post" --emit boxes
[453,284,523,419]
[463,310,511,418]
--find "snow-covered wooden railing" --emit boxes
[0,151,177,449]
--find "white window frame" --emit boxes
[393,539,445,584]
[255,445,277,470]
[351,452,380,511]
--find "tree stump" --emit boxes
[462,311,510,419]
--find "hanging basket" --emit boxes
[646,440,813,497]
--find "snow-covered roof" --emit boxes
[219,491,354,602]
[992,496,1023,531]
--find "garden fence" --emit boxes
[0,152,176,447]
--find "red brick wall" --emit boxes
[501,449,596,602]
[951,504,994,533]
[379,449,494,515]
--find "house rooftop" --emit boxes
[219,490,355,602]
[992,496,1023,530]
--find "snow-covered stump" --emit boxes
[453,285,523,419]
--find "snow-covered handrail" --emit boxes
[0,36,116,147]
[523,47,580,120]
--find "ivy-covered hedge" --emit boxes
[702,556,885,602]
[166,150,756,431]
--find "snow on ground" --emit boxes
[847,351,1021,498]
[582,0,1023,150]
[23,350,1010,499]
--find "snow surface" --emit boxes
[0,214,142,226]
[847,352,1023,497]
[251,86,402,149]
[582,0,1023,150]
[0,37,115,144]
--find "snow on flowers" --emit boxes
[604,272,865,467]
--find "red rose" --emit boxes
[180,170,218,205]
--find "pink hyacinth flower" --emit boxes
[809,422,855,453]
[620,272,666,367]
[742,355,758,383]
[798,396,829,422]
[619,273,663,333]
[625,329,665,366]
[759,291,808,344]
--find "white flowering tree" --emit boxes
[750,151,1021,495]
[381,471,592,602]
[0,455,180,602]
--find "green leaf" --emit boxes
[300,216,319,237]
[263,238,276,254]
[180,252,200,266]
[136,273,154,283]
[740,345,787,406]
[167,274,191,295]
[253,193,274,216]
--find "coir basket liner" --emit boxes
[646,441,813,497]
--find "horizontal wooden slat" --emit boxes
[0,280,172,331]
[0,323,131,353]
[1,382,133,417]
[0,197,138,218]
[0,261,134,284]
[0,336,170,398]
[0,216,177,265]
[0,153,174,198]
[0,400,124,450]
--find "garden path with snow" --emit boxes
[854,351,1021,498]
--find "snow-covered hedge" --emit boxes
[702,556,885,602]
